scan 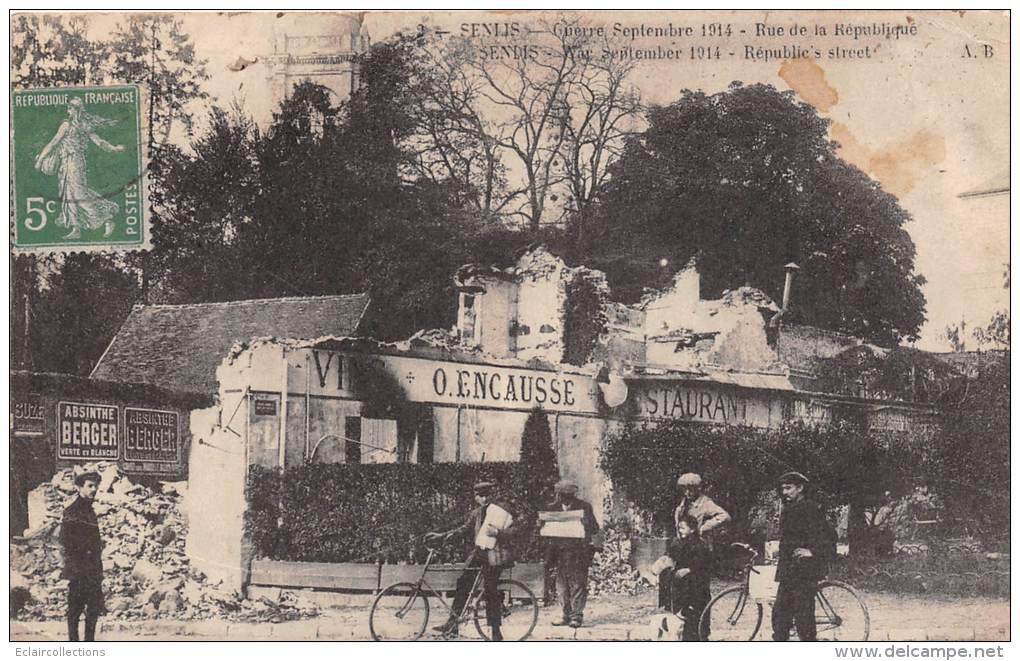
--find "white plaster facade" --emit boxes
[182,247,939,589]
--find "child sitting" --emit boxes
[655,515,712,640]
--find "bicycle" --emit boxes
[698,542,870,641]
[368,537,539,641]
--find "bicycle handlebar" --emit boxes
[730,542,760,564]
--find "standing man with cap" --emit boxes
[674,473,730,547]
[772,471,836,642]
[424,481,516,641]
[541,480,601,628]
[61,471,105,642]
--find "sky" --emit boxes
[78,9,1010,351]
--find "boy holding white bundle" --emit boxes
[425,481,516,640]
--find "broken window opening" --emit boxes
[344,416,361,464]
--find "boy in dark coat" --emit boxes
[425,481,516,641]
[772,471,836,642]
[60,471,105,642]
[657,515,712,641]
[542,480,600,628]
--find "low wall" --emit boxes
[249,559,544,595]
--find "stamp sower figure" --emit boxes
[34,97,125,239]
[543,480,600,629]
[674,473,731,547]
[772,471,836,642]
[656,515,712,640]
[61,471,105,642]
[424,481,515,641]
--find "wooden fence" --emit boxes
[250,559,545,595]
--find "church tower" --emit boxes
[267,12,370,106]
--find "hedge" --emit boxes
[245,462,555,564]
[599,419,931,542]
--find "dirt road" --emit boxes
[11,590,1008,642]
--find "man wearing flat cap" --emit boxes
[424,481,516,640]
[61,471,105,642]
[674,473,730,548]
[540,479,600,628]
[772,471,836,642]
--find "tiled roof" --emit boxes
[91,294,370,395]
[776,324,862,376]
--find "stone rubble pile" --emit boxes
[11,463,318,623]
[588,526,648,598]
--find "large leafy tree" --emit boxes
[583,83,927,346]
[148,38,531,340]
[146,105,259,303]
[930,353,1009,534]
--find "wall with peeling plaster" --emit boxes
[180,246,943,588]
[208,338,615,509]
[184,404,249,591]
[455,246,572,364]
[455,248,791,378]
[514,248,568,363]
[184,332,937,590]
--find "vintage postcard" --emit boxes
[9,8,1010,651]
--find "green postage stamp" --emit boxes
[11,84,149,253]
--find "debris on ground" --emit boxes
[589,526,649,598]
[11,463,318,623]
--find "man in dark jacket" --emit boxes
[772,471,835,642]
[425,481,516,641]
[60,471,104,642]
[542,480,600,628]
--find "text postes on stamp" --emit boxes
[11,84,149,253]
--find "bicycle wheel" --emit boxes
[815,580,870,641]
[698,586,763,641]
[369,582,430,641]
[473,579,539,641]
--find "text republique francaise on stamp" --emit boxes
[11,84,149,254]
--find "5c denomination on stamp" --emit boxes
[11,84,149,253]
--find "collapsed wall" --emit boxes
[11,462,317,622]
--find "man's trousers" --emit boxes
[450,556,502,626]
[771,578,817,641]
[67,578,104,642]
[553,546,591,623]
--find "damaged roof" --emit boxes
[776,324,863,377]
[91,294,371,395]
